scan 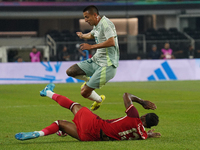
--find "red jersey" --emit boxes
[73,105,147,141]
[99,104,147,140]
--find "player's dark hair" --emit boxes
[83,5,99,15]
[145,113,159,128]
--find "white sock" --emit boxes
[46,90,55,99]
[88,91,102,102]
[74,75,90,82]
[35,131,45,137]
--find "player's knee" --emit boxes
[55,120,64,129]
[71,103,83,115]
[66,68,74,77]
[66,68,71,76]
[57,120,66,129]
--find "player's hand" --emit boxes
[76,32,83,39]
[147,129,161,138]
[142,100,157,110]
[80,43,92,50]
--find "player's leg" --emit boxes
[15,120,60,141]
[71,63,112,111]
[66,64,90,82]
[75,62,105,110]
[15,120,79,141]
[67,59,103,104]
[58,120,80,140]
[84,67,106,110]
[80,84,105,110]
[81,84,100,100]
[88,65,117,110]
[40,83,83,115]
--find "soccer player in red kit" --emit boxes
[15,83,161,141]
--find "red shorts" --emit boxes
[73,107,101,141]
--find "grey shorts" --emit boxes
[77,58,117,89]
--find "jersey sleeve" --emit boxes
[104,25,116,40]
[90,29,94,36]
[125,104,139,118]
[105,26,116,40]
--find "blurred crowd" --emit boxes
[138,42,200,60]
[0,0,196,2]
[0,0,115,2]
[10,42,200,63]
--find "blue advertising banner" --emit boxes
[0,59,198,84]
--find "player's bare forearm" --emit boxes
[126,93,144,105]
[80,37,115,51]
[123,93,133,109]
[76,32,94,40]
[125,93,157,110]
[79,37,115,51]
[91,37,115,49]
[83,33,94,39]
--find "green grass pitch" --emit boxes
[0,81,200,150]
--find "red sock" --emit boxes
[52,94,74,109]
[41,121,59,136]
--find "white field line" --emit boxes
[1,102,122,109]
[1,104,57,108]
[1,100,199,109]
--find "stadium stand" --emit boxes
[142,27,191,59]
[1,0,200,62]
[45,27,195,60]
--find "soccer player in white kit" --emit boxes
[66,5,120,111]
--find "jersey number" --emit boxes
[118,128,139,140]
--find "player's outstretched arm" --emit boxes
[76,32,94,40]
[147,129,161,138]
[123,93,157,110]
[123,93,133,109]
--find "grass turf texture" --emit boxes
[0,81,200,150]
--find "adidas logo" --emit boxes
[148,61,177,81]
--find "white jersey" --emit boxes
[90,16,119,67]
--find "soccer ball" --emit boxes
[56,130,68,137]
